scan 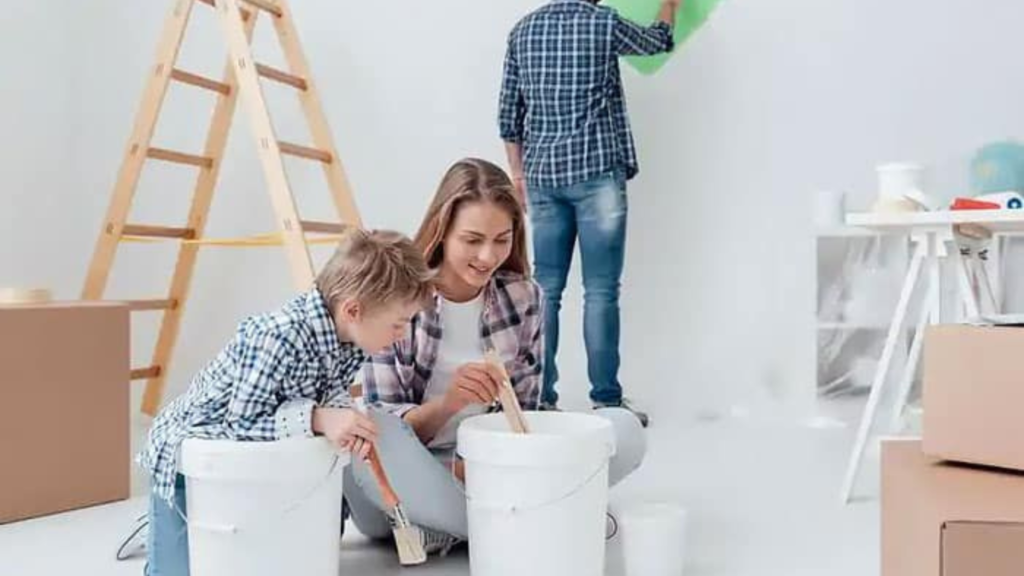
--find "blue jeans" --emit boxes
[529,170,628,406]
[146,475,190,576]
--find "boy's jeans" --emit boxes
[146,474,189,576]
[528,169,628,407]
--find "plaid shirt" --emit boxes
[361,271,543,416]
[139,288,366,502]
[498,0,674,190]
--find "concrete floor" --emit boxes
[0,396,883,576]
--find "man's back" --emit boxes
[499,0,674,190]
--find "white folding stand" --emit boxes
[839,209,1024,503]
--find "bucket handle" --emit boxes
[453,458,609,515]
[172,453,343,533]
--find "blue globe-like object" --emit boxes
[971,141,1024,195]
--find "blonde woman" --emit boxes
[343,158,646,554]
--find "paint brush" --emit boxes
[350,384,427,566]
[484,349,530,434]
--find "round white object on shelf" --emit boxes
[877,163,924,200]
[0,287,53,305]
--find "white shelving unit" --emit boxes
[815,226,911,397]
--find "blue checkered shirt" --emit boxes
[139,289,366,502]
[498,0,674,190]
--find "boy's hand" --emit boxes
[443,362,503,413]
[312,407,377,460]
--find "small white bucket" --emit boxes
[179,437,347,576]
[813,190,846,228]
[620,503,688,576]
[457,412,616,576]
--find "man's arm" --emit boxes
[657,0,682,27]
[504,142,527,208]
[498,34,527,206]
[613,0,680,56]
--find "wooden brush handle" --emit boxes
[484,350,529,434]
[366,446,400,509]
[350,383,401,509]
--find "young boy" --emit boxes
[136,229,434,576]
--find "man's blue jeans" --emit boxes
[528,170,627,406]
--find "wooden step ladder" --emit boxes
[81,0,362,416]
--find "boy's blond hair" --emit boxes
[315,228,434,312]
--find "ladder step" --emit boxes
[126,299,178,311]
[279,141,332,163]
[239,0,283,17]
[147,147,214,169]
[195,0,254,20]
[256,63,308,91]
[122,224,197,240]
[300,220,348,234]
[130,366,162,380]
[171,68,231,95]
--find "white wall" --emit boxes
[3,0,1024,418]
[0,3,79,290]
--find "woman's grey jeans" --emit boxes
[342,408,647,540]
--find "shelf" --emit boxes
[817,321,914,331]
[814,226,885,238]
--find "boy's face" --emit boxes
[334,298,421,353]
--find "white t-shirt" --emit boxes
[423,293,490,449]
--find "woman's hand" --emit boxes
[442,362,503,413]
[312,407,377,461]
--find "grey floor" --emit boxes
[0,397,882,576]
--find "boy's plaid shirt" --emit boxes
[139,288,365,502]
[361,271,544,415]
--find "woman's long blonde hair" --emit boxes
[413,158,529,276]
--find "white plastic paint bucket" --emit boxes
[619,503,688,576]
[457,412,616,576]
[179,437,347,576]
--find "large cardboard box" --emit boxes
[923,324,1024,472]
[941,521,1024,576]
[882,439,1024,576]
[0,302,130,523]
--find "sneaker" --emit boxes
[420,528,465,557]
[115,513,149,561]
[340,498,350,538]
[538,401,561,412]
[594,397,649,428]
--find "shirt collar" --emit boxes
[303,288,345,358]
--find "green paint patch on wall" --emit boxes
[603,0,724,75]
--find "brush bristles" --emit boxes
[389,506,427,565]
[393,524,427,566]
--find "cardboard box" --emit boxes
[0,302,130,523]
[923,324,1024,472]
[882,439,1024,576]
[941,521,1024,576]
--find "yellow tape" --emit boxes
[121,232,346,247]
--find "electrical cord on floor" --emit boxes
[115,514,149,561]
[606,512,619,540]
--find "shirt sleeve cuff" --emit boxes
[321,388,353,409]
[373,401,419,419]
[275,398,316,438]
[653,21,675,48]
